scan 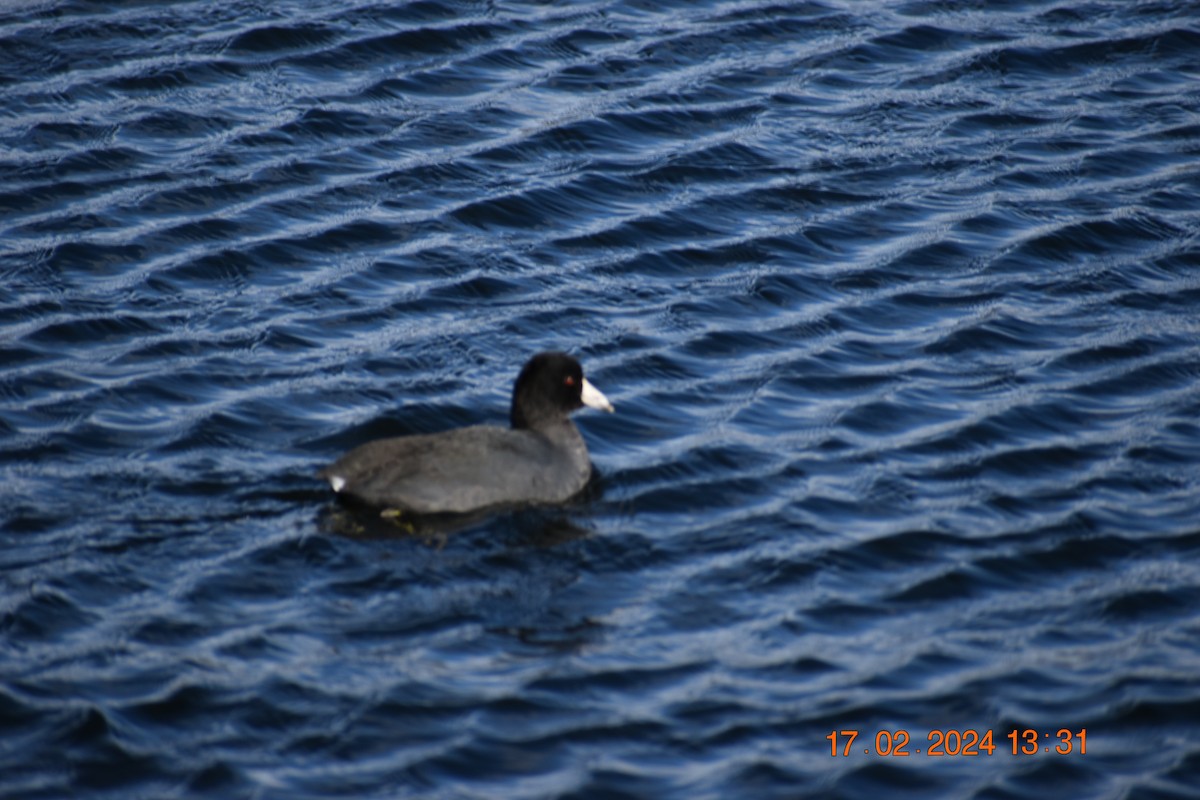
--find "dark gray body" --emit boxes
[319,418,592,514]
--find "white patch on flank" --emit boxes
[329,475,346,492]
[581,378,614,413]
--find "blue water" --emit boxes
[3,1,1200,797]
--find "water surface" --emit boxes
[2,1,1200,797]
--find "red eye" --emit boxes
[564,376,575,386]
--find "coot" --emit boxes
[319,352,613,514]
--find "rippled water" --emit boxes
[3,1,1200,797]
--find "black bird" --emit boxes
[319,352,613,515]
